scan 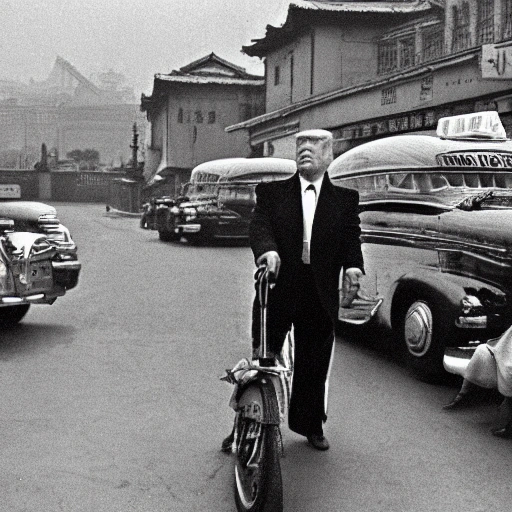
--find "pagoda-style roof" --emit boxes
[243,1,437,57]
[141,53,264,112]
[158,52,262,84]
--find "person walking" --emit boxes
[248,129,364,450]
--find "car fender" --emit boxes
[388,269,506,331]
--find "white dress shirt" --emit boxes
[300,174,324,264]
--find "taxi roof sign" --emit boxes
[436,111,507,140]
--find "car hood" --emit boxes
[0,201,56,223]
[439,209,512,252]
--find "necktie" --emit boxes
[302,184,316,264]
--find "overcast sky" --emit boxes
[0,0,291,95]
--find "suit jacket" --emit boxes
[250,172,364,321]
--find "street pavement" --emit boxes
[0,203,510,512]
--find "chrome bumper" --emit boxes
[177,224,201,233]
[443,346,476,376]
[1,293,56,305]
[52,261,82,271]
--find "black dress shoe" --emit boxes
[221,431,235,453]
[442,392,472,410]
[492,422,512,439]
[307,433,330,451]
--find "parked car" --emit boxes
[140,197,173,230]
[0,184,81,325]
[155,158,296,244]
[329,111,512,381]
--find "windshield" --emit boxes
[335,169,512,209]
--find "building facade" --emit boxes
[227,0,512,158]
[140,53,265,197]
[0,56,144,168]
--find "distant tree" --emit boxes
[66,148,100,170]
[82,148,100,166]
[66,149,83,162]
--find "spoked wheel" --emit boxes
[234,419,283,512]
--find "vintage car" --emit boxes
[329,111,512,381]
[156,157,296,244]
[0,184,81,325]
[140,196,173,230]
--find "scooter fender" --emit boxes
[235,378,280,425]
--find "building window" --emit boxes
[477,0,494,44]
[452,2,471,52]
[422,24,444,62]
[504,0,512,39]
[381,86,397,105]
[177,108,183,123]
[378,41,398,74]
[208,111,216,124]
[194,110,203,123]
[399,36,415,68]
[274,65,280,85]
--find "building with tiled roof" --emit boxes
[140,53,264,194]
[227,0,512,158]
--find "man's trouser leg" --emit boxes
[287,265,335,436]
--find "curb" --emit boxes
[105,207,141,218]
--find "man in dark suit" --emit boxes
[250,129,364,450]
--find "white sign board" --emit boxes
[481,43,512,79]
[0,184,21,199]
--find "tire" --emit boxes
[186,227,213,246]
[234,422,283,512]
[0,304,31,327]
[400,298,449,383]
[158,228,179,242]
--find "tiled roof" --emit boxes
[154,74,263,86]
[290,1,433,13]
[243,1,436,57]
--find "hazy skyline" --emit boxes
[0,0,291,96]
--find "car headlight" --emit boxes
[44,231,68,242]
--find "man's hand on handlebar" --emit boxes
[256,251,281,279]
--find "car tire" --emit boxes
[0,304,31,327]
[158,229,179,242]
[400,298,449,383]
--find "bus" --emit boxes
[155,157,296,244]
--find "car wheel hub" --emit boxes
[404,301,433,357]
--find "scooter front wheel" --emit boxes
[234,420,283,512]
